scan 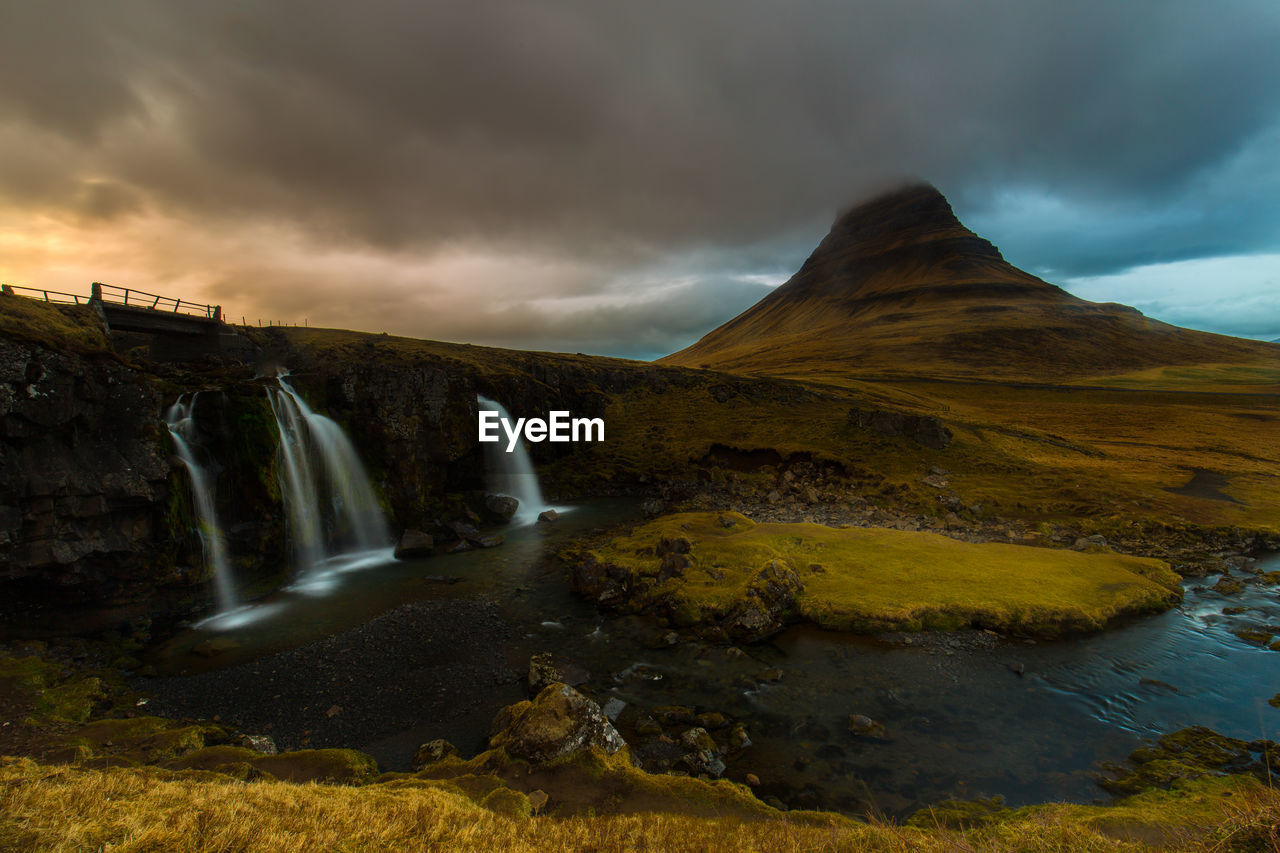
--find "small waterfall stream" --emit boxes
[267,373,391,574]
[477,394,551,524]
[165,394,237,612]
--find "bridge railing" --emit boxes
[0,284,94,305]
[91,282,222,321]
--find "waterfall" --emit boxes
[477,394,550,525]
[267,373,391,573]
[165,394,237,612]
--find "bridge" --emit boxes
[3,282,253,360]
[87,282,224,335]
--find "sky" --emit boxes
[2,1,1278,359]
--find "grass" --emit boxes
[585,512,1182,636]
[2,757,1277,852]
[0,295,112,355]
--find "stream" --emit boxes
[145,499,1280,816]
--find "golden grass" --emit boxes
[588,512,1181,635]
[0,296,111,355]
[2,757,1276,852]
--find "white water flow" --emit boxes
[165,394,237,612]
[477,394,550,525]
[267,375,392,574]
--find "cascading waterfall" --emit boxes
[165,394,238,612]
[267,373,391,573]
[477,394,549,525]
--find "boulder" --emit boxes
[489,683,627,763]
[394,529,435,559]
[411,739,460,771]
[235,734,278,755]
[484,494,520,523]
[537,509,560,524]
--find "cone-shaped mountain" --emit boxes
[662,184,1277,383]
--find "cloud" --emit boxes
[1062,254,1280,341]
[2,0,1278,355]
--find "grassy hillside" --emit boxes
[2,757,1275,852]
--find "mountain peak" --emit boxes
[822,183,1002,261]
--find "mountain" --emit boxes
[661,184,1279,384]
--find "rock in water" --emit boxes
[488,683,626,763]
[484,494,519,523]
[394,529,434,559]
[528,652,588,694]
[528,652,561,694]
[848,714,889,739]
[537,509,559,524]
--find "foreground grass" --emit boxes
[587,512,1181,635]
[2,758,1277,852]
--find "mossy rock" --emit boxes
[65,718,217,762]
[252,748,378,784]
[479,786,533,819]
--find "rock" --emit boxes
[723,560,803,640]
[659,552,691,579]
[634,715,662,737]
[325,704,342,718]
[474,534,505,548]
[235,734,277,755]
[1213,577,1244,595]
[528,652,589,694]
[449,521,481,539]
[537,509,559,524]
[721,723,752,755]
[657,536,692,555]
[1072,534,1109,550]
[641,498,666,517]
[394,529,435,559]
[527,789,549,813]
[1008,662,1025,676]
[528,652,560,694]
[570,554,633,607]
[745,773,761,786]
[411,739,460,770]
[489,683,627,763]
[484,494,519,523]
[695,711,727,729]
[848,714,889,739]
[652,706,697,726]
[676,727,726,778]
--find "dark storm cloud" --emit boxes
[2,0,1278,352]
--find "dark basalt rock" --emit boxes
[393,529,434,559]
[484,494,519,523]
